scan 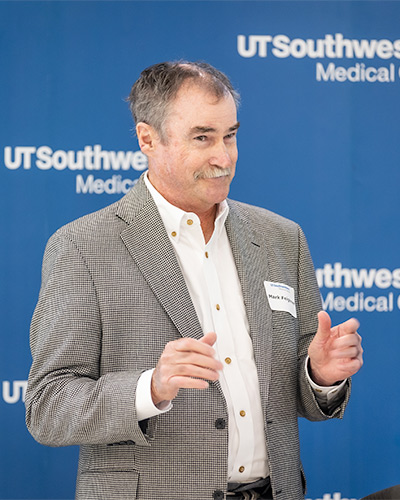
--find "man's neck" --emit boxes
[198,205,218,244]
[144,172,219,243]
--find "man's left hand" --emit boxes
[308,310,363,386]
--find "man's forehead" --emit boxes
[164,82,238,135]
[172,80,235,107]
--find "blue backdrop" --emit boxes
[1,2,399,499]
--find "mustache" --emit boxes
[194,167,232,180]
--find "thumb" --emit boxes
[316,310,332,340]
[200,331,217,346]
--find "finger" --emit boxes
[169,376,210,391]
[332,333,362,349]
[317,310,332,339]
[200,331,217,346]
[173,337,216,358]
[152,373,211,403]
[329,346,361,360]
[161,341,223,375]
[159,345,223,372]
[152,359,220,402]
[168,363,221,381]
[337,317,360,336]
[175,352,223,372]
[336,355,363,375]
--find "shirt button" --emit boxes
[239,466,245,473]
[205,251,209,258]
[216,304,220,311]
[171,231,177,237]
[224,357,231,365]
[239,410,246,417]
[187,219,193,225]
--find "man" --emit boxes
[26,61,363,500]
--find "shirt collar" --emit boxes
[144,171,229,243]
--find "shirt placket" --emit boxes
[203,239,256,481]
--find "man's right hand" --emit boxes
[151,332,222,406]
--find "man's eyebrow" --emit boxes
[190,126,216,134]
[190,122,240,134]
[229,122,240,132]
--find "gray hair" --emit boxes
[127,61,240,143]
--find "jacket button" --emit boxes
[215,418,226,429]
[213,490,224,500]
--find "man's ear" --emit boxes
[136,122,159,155]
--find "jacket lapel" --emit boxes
[225,201,273,409]
[116,177,204,342]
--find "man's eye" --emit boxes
[225,132,237,140]
[194,135,207,142]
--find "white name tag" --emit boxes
[264,281,297,318]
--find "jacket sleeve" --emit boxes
[295,225,351,421]
[25,232,156,447]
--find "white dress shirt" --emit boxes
[136,172,346,483]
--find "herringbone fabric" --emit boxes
[26,174,350,500]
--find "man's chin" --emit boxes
[204,182,231,203]
[204,177,231,193]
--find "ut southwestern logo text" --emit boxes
[4,145,147,172]
[237,33,400,83]
[2,380,27,404]
[3,145,147,195]
[316,263,400,313]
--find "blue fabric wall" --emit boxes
[1,2,399,499]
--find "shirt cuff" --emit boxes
[136,368,172,421]
[305,356,347,403]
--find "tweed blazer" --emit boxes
[26,175,350,500]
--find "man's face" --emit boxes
[144,83,239,216]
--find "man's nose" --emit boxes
[210,142,234,168]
